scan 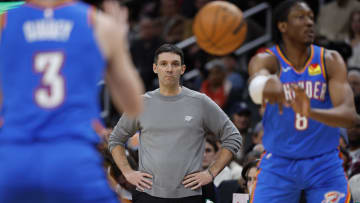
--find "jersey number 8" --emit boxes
[295,113,308,131]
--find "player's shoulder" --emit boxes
[322,48,347,77]
[323,48,344,62]
[249,49,279,74]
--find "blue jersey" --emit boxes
[263,45,339,159]
[0,2,105,143]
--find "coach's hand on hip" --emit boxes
[124,170,153,191]
[182,170,213,190]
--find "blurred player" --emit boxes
[0,0,144,202]
[248,1,360,203]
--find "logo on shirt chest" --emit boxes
[308,64,322,76]
[184,116,193,122]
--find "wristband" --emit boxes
[248,74,270,104]
[207,168,214,180]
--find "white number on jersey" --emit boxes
[34,52,65,108]
[295,113,308,131]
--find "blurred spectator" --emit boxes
[316,0,360,41]
[348,68,360,96]
[200,59,232,109]
[242,149,261,167]
[217,160,260,203]
[159,0,180,21]
[349,174,360,202]
[130,15,163,91]
[245,122,264,155]
[346,10,360,67]
[241,159,259,195]
[181,0,212,18]
[348,123,360,177]
[100,141,137,202]
[221,54,245,91]
[229,102,252,162]
[162,15,186,44]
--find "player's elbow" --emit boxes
[349,113,360,128]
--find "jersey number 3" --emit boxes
[295,113,308,131]
[34,52,65,109]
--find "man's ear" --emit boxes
[153,63,157,74]
[180,65,186,75]
[278,22,287,34]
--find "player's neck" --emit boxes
[280,41,311,70]
[27,0,73,7]
[159,85,182,96]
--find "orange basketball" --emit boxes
[193,1,247,56]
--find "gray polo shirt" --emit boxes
[109,87,242,198]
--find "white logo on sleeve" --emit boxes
[185,116,193,122]
[282,66,292,72]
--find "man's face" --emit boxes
[202,142,216,169]
[153,52,185,88]
[280,2,315,45]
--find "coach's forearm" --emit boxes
[111,145,134,175]
[208,148,233,177]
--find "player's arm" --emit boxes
[94,8,144,118]
[302,50,360,128]
[248,52,287,111]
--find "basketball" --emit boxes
[193,1,247,56]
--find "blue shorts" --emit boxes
[0,140,119,203]
[251,150,350,203]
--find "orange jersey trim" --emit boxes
[26,0,75,10]
[276,45,314,74]
[265,48,275,56]
[249,151,266,203]
[249,169,261,203]
[320,47,327,80]
[0,12,7,31]
[345,184,351,203]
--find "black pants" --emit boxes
[132,190,204,203]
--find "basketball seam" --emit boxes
[209,7,221,40]
[210,12,239,49]
[215,21,246,47]
[197,12,219,49]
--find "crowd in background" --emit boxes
[88,0,360,202]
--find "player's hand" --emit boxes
[123,170,153,191]
[182,170,213,190]
[102,0,129,36]
[262,76,289,114]
[290,84,311,117]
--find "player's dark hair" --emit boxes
[272,0,306,44]
[154,43,184,65]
